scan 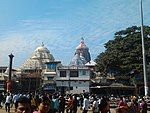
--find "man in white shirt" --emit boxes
[92,97,99,113]
[13,93,20,109]
[5,93,12,113]
[82,95,90,113]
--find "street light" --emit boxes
[140,0,148,96]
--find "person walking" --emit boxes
[99,96,109,113]
[59,95,65,113]
[0,92,4,108]
[140,98,147,113]
[5,93,12,113]
[82,95,90,113]
[13,93,20,110]
[72,94,78,113]
[53,95,59,113]
[66,95,74,113]
[92,97,99,113]
[116,96,128,113]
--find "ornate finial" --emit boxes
[81,37,84,44]
[41,42,44,47]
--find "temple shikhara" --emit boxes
[70,37,91,66]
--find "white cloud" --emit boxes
[0,0,149,68]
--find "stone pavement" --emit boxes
[0,107,15,113]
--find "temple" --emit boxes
[20,43,55,69]
[70,38,91,66]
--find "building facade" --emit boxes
[42,61,61,92]
[56,66,92,94]
[56,38,95,94]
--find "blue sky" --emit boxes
[0,0,149,68]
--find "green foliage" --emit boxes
[95,26,150,76]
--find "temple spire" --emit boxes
[81,37,84,44]
[41,42,44,47]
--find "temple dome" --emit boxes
[20,43,55,69]
[35,44,50,53]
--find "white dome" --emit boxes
[20,43,55,69]
[35,45,50,53]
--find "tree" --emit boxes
[95,26,150,76]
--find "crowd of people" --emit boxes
[0,91,148,113]
[116,96,147,113]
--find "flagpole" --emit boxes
[140,0,148,96]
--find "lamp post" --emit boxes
[140,0,148,96]
[7,53,14,92]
